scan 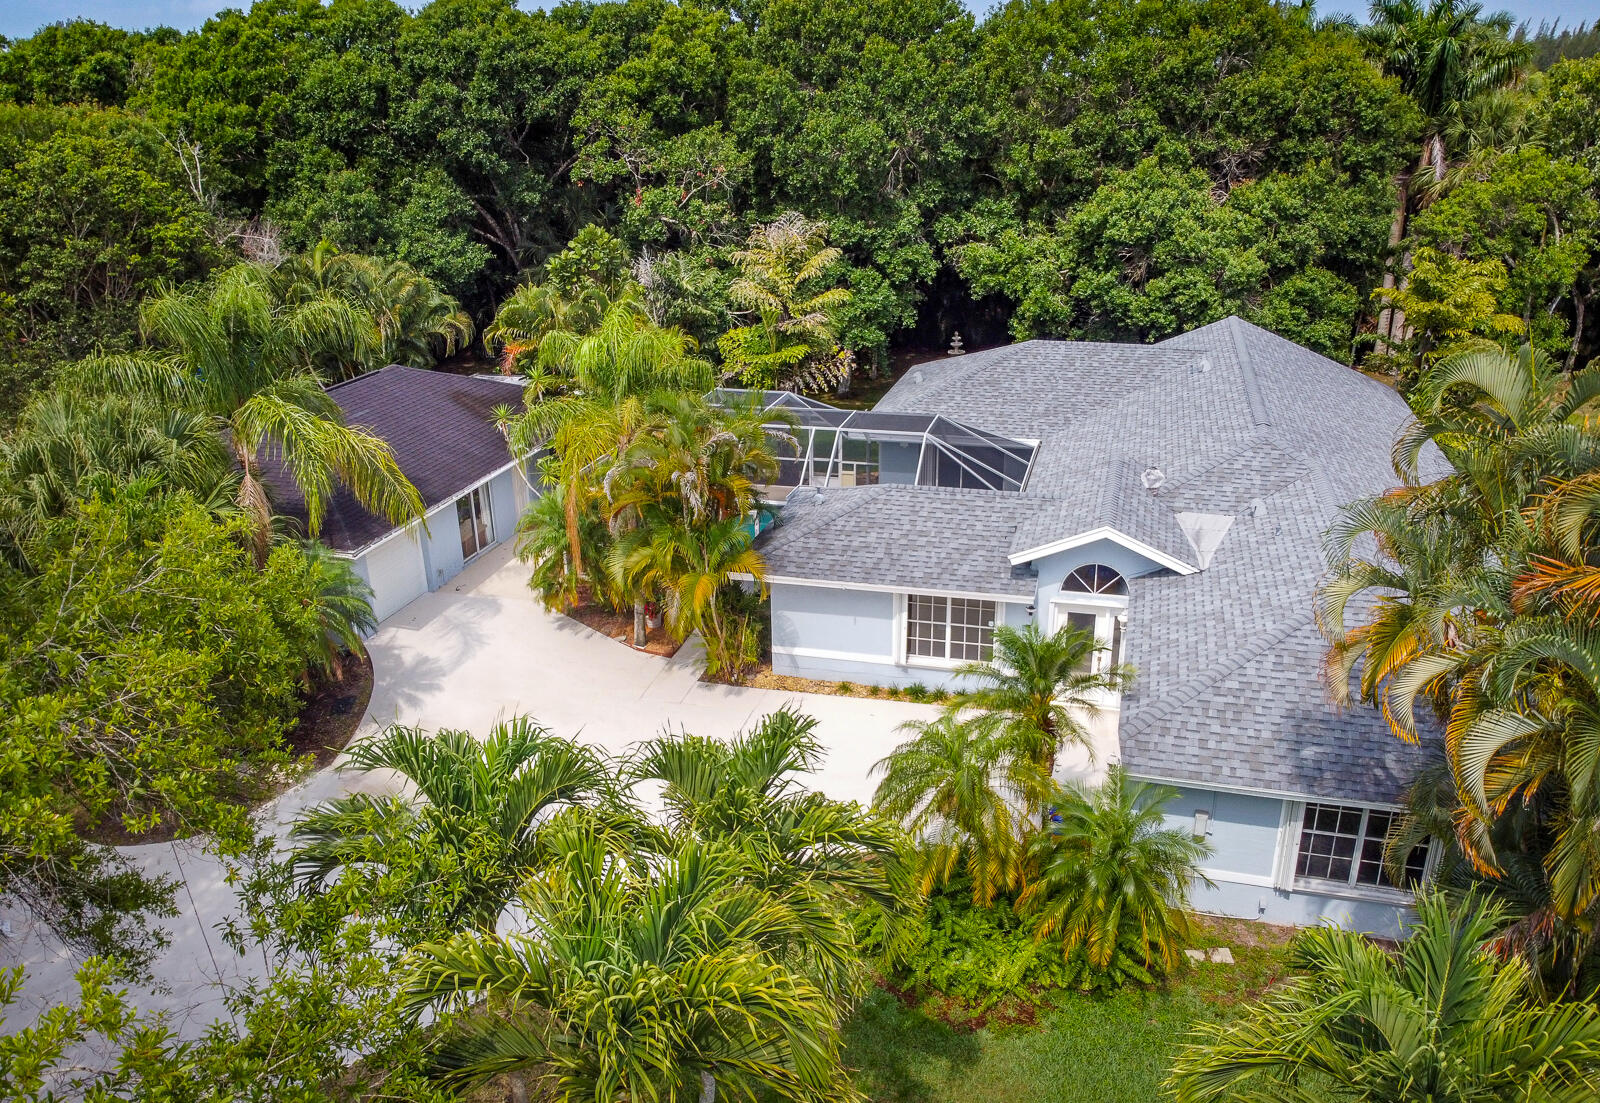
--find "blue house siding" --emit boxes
[770,581,1030,689]
[1146,780,1413,937]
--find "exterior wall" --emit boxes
[352,526,428,624]
[770,581,1031,690]
[1030,537,1166,611]
[485,468,519,545]
[1147,781,1414,938]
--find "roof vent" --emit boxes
[1246,497,1267,518]
[1140,467,1166,490]
[912,370,925,384]
[1192,356,1212,375]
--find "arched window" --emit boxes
[1062,563,1127,596]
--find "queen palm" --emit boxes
[949,622,1132,787]
[289,718,607,937]
[871,713,1036,905]
[1017,768,1210,987]
[294,539,376,683]
[406,828,854,1103]
[1167,893,1600,1103]
[87,263,423,562]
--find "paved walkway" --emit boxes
[4,543,939,1033]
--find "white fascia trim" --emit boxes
[1196,868,1278,889]
[342,453,532,559]
[1123,771,1404,811]
[771,644,897,664]
[1007,525,1199,576]
[765,574,1031,605]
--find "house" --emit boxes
[747,317,1437,936]
[265,365,531,621]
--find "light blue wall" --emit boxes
[770,582,1032,689]
[1143,780,1414,938]
[879,441,920,484]
[419,468,517,592]
[486,468,518,544]
[1030,537,1165,610]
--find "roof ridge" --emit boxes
[1122,611,1317,736]
[1226,316,1272,428]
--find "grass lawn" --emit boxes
[843,917,1295,1103]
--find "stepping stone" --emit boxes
[1208,947,1234,964]
[1184,948,1206,963]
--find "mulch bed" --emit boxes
[565,602,683,657]
[83,651,374,847]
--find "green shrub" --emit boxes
[893,883,1074,1008]
[837,681,855,695]
[905,682,931,702]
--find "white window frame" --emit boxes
[899,593,998,669]
[456,484,494,563]
[1048,593,1128,674]
[1290,800,1435,900]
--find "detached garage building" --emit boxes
[267,365,532,622]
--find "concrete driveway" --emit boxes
[4,542,939,1033]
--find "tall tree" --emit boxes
[86,262,423,562]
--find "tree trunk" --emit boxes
[508,1072,529,1103]
[563,473,584,592]
[1570,290,1588,371]
[1374,169,1413,353]
[699,1070,716,1103]
[633,597,647,647]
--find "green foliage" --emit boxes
[0,489,331,965]
[896,884,1076,1007]
[1168,893,1600,1103]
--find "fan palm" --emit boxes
[1017,768,1210,986]
[871,713,1036,905]
[1166,893,1600,1103]
[0,388,236,566]
[85,263,423,563]
[405,827,855,1103]
[288,718,607,936]
[628,709,915,1000]
[949,622,1132,785]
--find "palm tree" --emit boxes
[501,297,713,589]
[1167,893,1600,1102]
[0,388,236,566]
[871,713,1035,905]
[628,709,915,1000]
[271,241,473,374]
[610,512,767,676]
[288,718,607,936]
[405,828,855,1103]
[949,622,1132,786]
[486,225,634,376]
[1017,767,1210,987]
[293,539,375,683]
[513,482,619,613]
[1361,0,1531,344]
[86,263,423,563]
[721,213,853,392]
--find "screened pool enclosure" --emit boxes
[709,388,1037,496]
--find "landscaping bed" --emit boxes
[725,664,954,702]
[565,602,683,657]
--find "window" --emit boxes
[906,594,996,663]
[1063,563,1128,595]
[1295,803,1429,891]
[457,486,493,561]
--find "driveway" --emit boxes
[3,542,939,1033]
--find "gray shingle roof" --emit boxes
[261,366,524,553]
[760,316,1434,803]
